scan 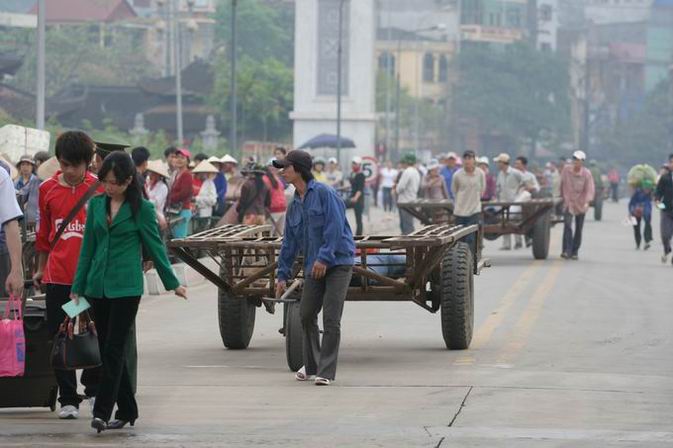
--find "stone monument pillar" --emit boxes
[290,0,377,163]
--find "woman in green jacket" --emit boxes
[71,152,187,433]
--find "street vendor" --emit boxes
[273,150,355,387]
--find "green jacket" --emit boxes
[72,195,180,299]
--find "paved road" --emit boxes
[2,201,672,447]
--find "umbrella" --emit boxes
[298,134,356,150]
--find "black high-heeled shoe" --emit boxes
[91,418,107,433]
[107,418,136,430]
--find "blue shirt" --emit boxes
[214,172,227,206]
[441,166,457,199]
[277,180,355,281]
[629,188,652,218]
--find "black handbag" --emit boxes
[50,312,102,371]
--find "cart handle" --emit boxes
[261,279,303,303]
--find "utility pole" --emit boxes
[384,4,393,161]
[582,54,591,154]
[336,0,346,167]
[36,0,46,130]
[173,0,184,144]
[230,0,238,157]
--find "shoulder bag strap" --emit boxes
[50,181,100,249]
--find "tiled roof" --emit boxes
[28,0,136,23]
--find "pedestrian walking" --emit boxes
[33,131,101,420]
[167,148,193,238]
[145,160,170,232]
[628,180,654,250]
[273,150,355,386]
[513,156,540,249]
[14,155,40,230]
[478,157,497,201]
[395,154,421,235]
[192,161,219,233]
[263,164,288,235]
[348,156,366,235]
[452,151,485,252]
[560,150,595,260]
[325,157,344,189]
[70,152,186,433]
[0,161,24,298]
[312,158,328,183]
[494,153,525,250]
[422,162,449,200]
[608,167,620,202]
[440,152,459,200]
[237,164,271,225]
[131,147,150,177]
[380,160,398,212]
[655,154,673,264]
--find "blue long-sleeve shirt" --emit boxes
[441,166,457,200]
[629,188,652,218]
[277,180,355,281]
[214,172,227,207]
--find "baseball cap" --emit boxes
[175,148,192,159]
[352,156,362,165]
[494,153,511,163]
[94,139,130,159]
[446,151,458,160]
[328,157,338,164]
[272,150,313,172]
[478,156,490,165]
[572,150,587,161]
[16,154,36,167]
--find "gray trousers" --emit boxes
[661,212,673,255]
[301,265,353,380]
[399,209,415,235]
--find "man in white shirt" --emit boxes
[514,156,540,249]
[394,153,421,235]
[0,163,24,297]
[380,160,398,212]
[494,153,525,250]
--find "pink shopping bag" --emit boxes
[0,294,25,377]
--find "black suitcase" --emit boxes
[0,298,57,411]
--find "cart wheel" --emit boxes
[217,288,256,349]
[440,242,474,350]
[532,213,551,260]
[594,196,603,221]
[285,300,303,372]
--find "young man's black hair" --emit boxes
[54,131,95,166]
[194,153,208,163]
[516,156,529,166]
[463,150,476,159]
[131,146,151,168]
[275,146,287,156]
[164,146,177,159]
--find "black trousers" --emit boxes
[90,296,140,422]
[382,187,394,212]
[633,215,652,248]
[46,284,101,407]
[353,202,364,236]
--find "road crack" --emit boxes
[434,436,446,448]
[448,386,473,427]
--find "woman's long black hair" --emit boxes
[99,152,145,217]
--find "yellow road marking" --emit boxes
[495,260,563,365]
[453,261,542,366]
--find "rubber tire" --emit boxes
[285,300,303,372]
[440,242,474,350]
[217,288,256,349]
[532,214,551,260]
[594,197,603,221]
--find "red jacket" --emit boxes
[262,174,287,213]
[169,170,193,210]
[36,172,100,286]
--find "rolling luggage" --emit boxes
[0,298,57,411]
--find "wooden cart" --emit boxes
[481,198,561,260]
[397,199,455,226]
[168,223,488,371]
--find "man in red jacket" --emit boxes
[34,131,101,420]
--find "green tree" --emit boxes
[453,42,571,157]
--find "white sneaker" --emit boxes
[295,366,314,382]
[58,405,79,420]
[662,254,669,264]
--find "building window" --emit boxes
[423,53,435,83]
[507,8,521,27]
[540,4,552,21]
[438,55,449,82]
[378,52,395,76]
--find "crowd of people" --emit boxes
[2,130,673,431]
